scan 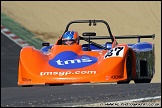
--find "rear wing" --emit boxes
[79,34,155,42]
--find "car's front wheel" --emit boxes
[117,51,132,84]
[134,79,151,83]
[49,84,64,86]
[21,85,33,87]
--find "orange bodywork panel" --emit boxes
[18,44,135,86]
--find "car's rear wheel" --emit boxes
[117,51,132,84]
[134,79,151,83]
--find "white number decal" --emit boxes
[104,46,125,59]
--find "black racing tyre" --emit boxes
[49,84,64,86]
[21,85,33,87]
[117,51,132,84]
[134,79,151,83]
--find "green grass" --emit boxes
[1,13,44,49]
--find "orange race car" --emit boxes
[18,20,155,87]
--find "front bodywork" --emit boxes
[18,44,131,86]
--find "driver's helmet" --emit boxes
[62,31,79,45]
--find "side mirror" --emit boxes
[82,32,96,36]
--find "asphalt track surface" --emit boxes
[1,33,161,107]
[1,33,21,87]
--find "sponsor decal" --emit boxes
[111,75,123,79]
[104,46,125,59]
[22,78,31,82]
[40,70,96,76]
[49,51,98,69]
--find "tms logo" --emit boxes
[55,58,92,65]
[49,51,98,69]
